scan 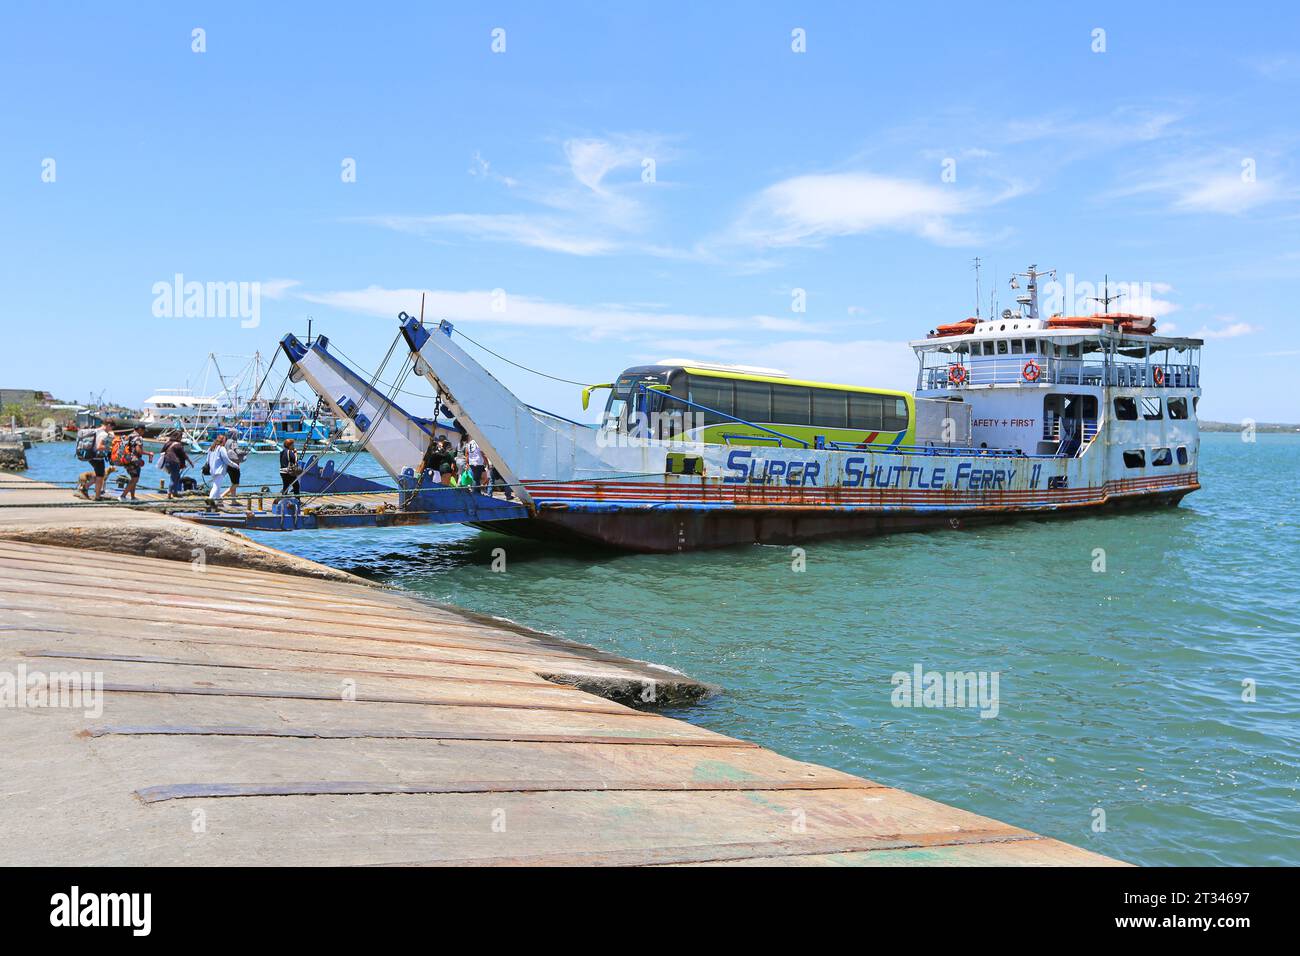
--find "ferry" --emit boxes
[279,263,1201,551]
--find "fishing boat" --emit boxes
[279,262,1202,551]
[141,352,342,453]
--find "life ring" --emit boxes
[1152,365,1165,386]
[948,364,968,385]
[1022,359,1042,382]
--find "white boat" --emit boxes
[140,388,228,428]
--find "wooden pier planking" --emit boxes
[0,481,1123,866]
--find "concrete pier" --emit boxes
[0,480,1121,865]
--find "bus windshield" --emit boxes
[604,370,673,434]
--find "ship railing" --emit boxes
[823,440,1020,458]
[1042,418,1099,444]
[922,359,1199,390]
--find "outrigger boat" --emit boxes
[275,263,1202,551]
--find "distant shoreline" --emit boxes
[1201,421,1299,433]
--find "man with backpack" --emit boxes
[87,420,114,500]
[161,430,191,499]
[117,425,149,501]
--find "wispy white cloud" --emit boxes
[362,213,618,256]
[1244,54,1300,81]
[1128,281,1180,319]
[360,134,670,257]
[259,279,300,300]
[1192,316,1260,339]
[1109,151,1294,215]
[712,172,1023,251]
[468,150,518,188]
[296,285,817,339]
[1002,108,1182,150]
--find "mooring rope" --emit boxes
[449,327,590,387]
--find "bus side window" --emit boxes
[849,393,883,430]
[687,375,735,425]
[771,385,811,426]
[811,389,847,429]
[884,398,908,432]
[734,379,772,423]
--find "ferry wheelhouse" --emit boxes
[279,263,1202,551]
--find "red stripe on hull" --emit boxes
[488,485,1196,552]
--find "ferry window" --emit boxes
[1141,397,1162,420]
[849,393,883,430]
[1152,447,1173,467]
[1167,397,1188,419]
[996,340,1008,355]
[771,385,811,426]
[733,379,771,423]
[1011,339,1024,354]
[1123,449,1145,468]
[1066,344,1082,358]
[1176,446,1189,465]
[884,397,909,432]
[811,389,848,429]
[687,376,734,424]
[1113,397,1138,420]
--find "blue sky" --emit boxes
[2,0,1298,422]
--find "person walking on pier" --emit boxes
[279,438,302,497]
[88,419,114,500]
[161,430,191,499]
[121,425,148,501]
[205,433,233,510]
[225,434,246,500]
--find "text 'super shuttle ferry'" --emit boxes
[282,263,1202,551]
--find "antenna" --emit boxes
[1010,263,1056,320]
[1087,274,1126,314]
[972,256,982,319]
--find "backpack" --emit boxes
[109,435,128,465]
[75,430,99,461]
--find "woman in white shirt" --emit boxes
[205,434,234,510]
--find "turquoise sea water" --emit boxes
[20,434,1299,865]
